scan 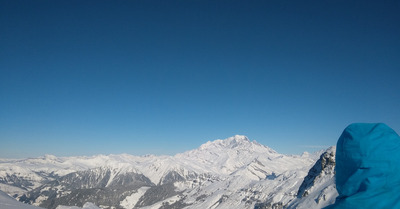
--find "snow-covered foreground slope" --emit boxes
[0,135,337,209]
[56,202,100,209]
[0,190,43,209]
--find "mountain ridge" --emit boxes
[0,135,336,209]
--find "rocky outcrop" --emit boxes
[297,147,335,198]
[285,147,337,209]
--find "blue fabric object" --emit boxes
[325,123,400,209]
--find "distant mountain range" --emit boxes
[0,135,337,209]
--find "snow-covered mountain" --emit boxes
[0,135,336,209]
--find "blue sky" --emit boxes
[1,0,400,158]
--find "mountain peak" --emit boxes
[228,135,250,142]
[199,135,251,150]
[197,135,276,153]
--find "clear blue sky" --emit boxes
[1,0,400,158]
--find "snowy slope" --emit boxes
[56,202,100,209]
[0,190,44,209]
[0,135,331,209]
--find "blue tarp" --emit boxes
[325,123,400,209]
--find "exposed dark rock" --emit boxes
[297,148,335,198]
[20,167,154,209]
[0,174,34,190]
[159,171,185,185]
[159,198,190,209]
[254,201,284,209]
[134,183,178,208]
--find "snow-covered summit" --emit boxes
[202,135,251,148]
[196,135,276,153]
[174,135,307,176]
